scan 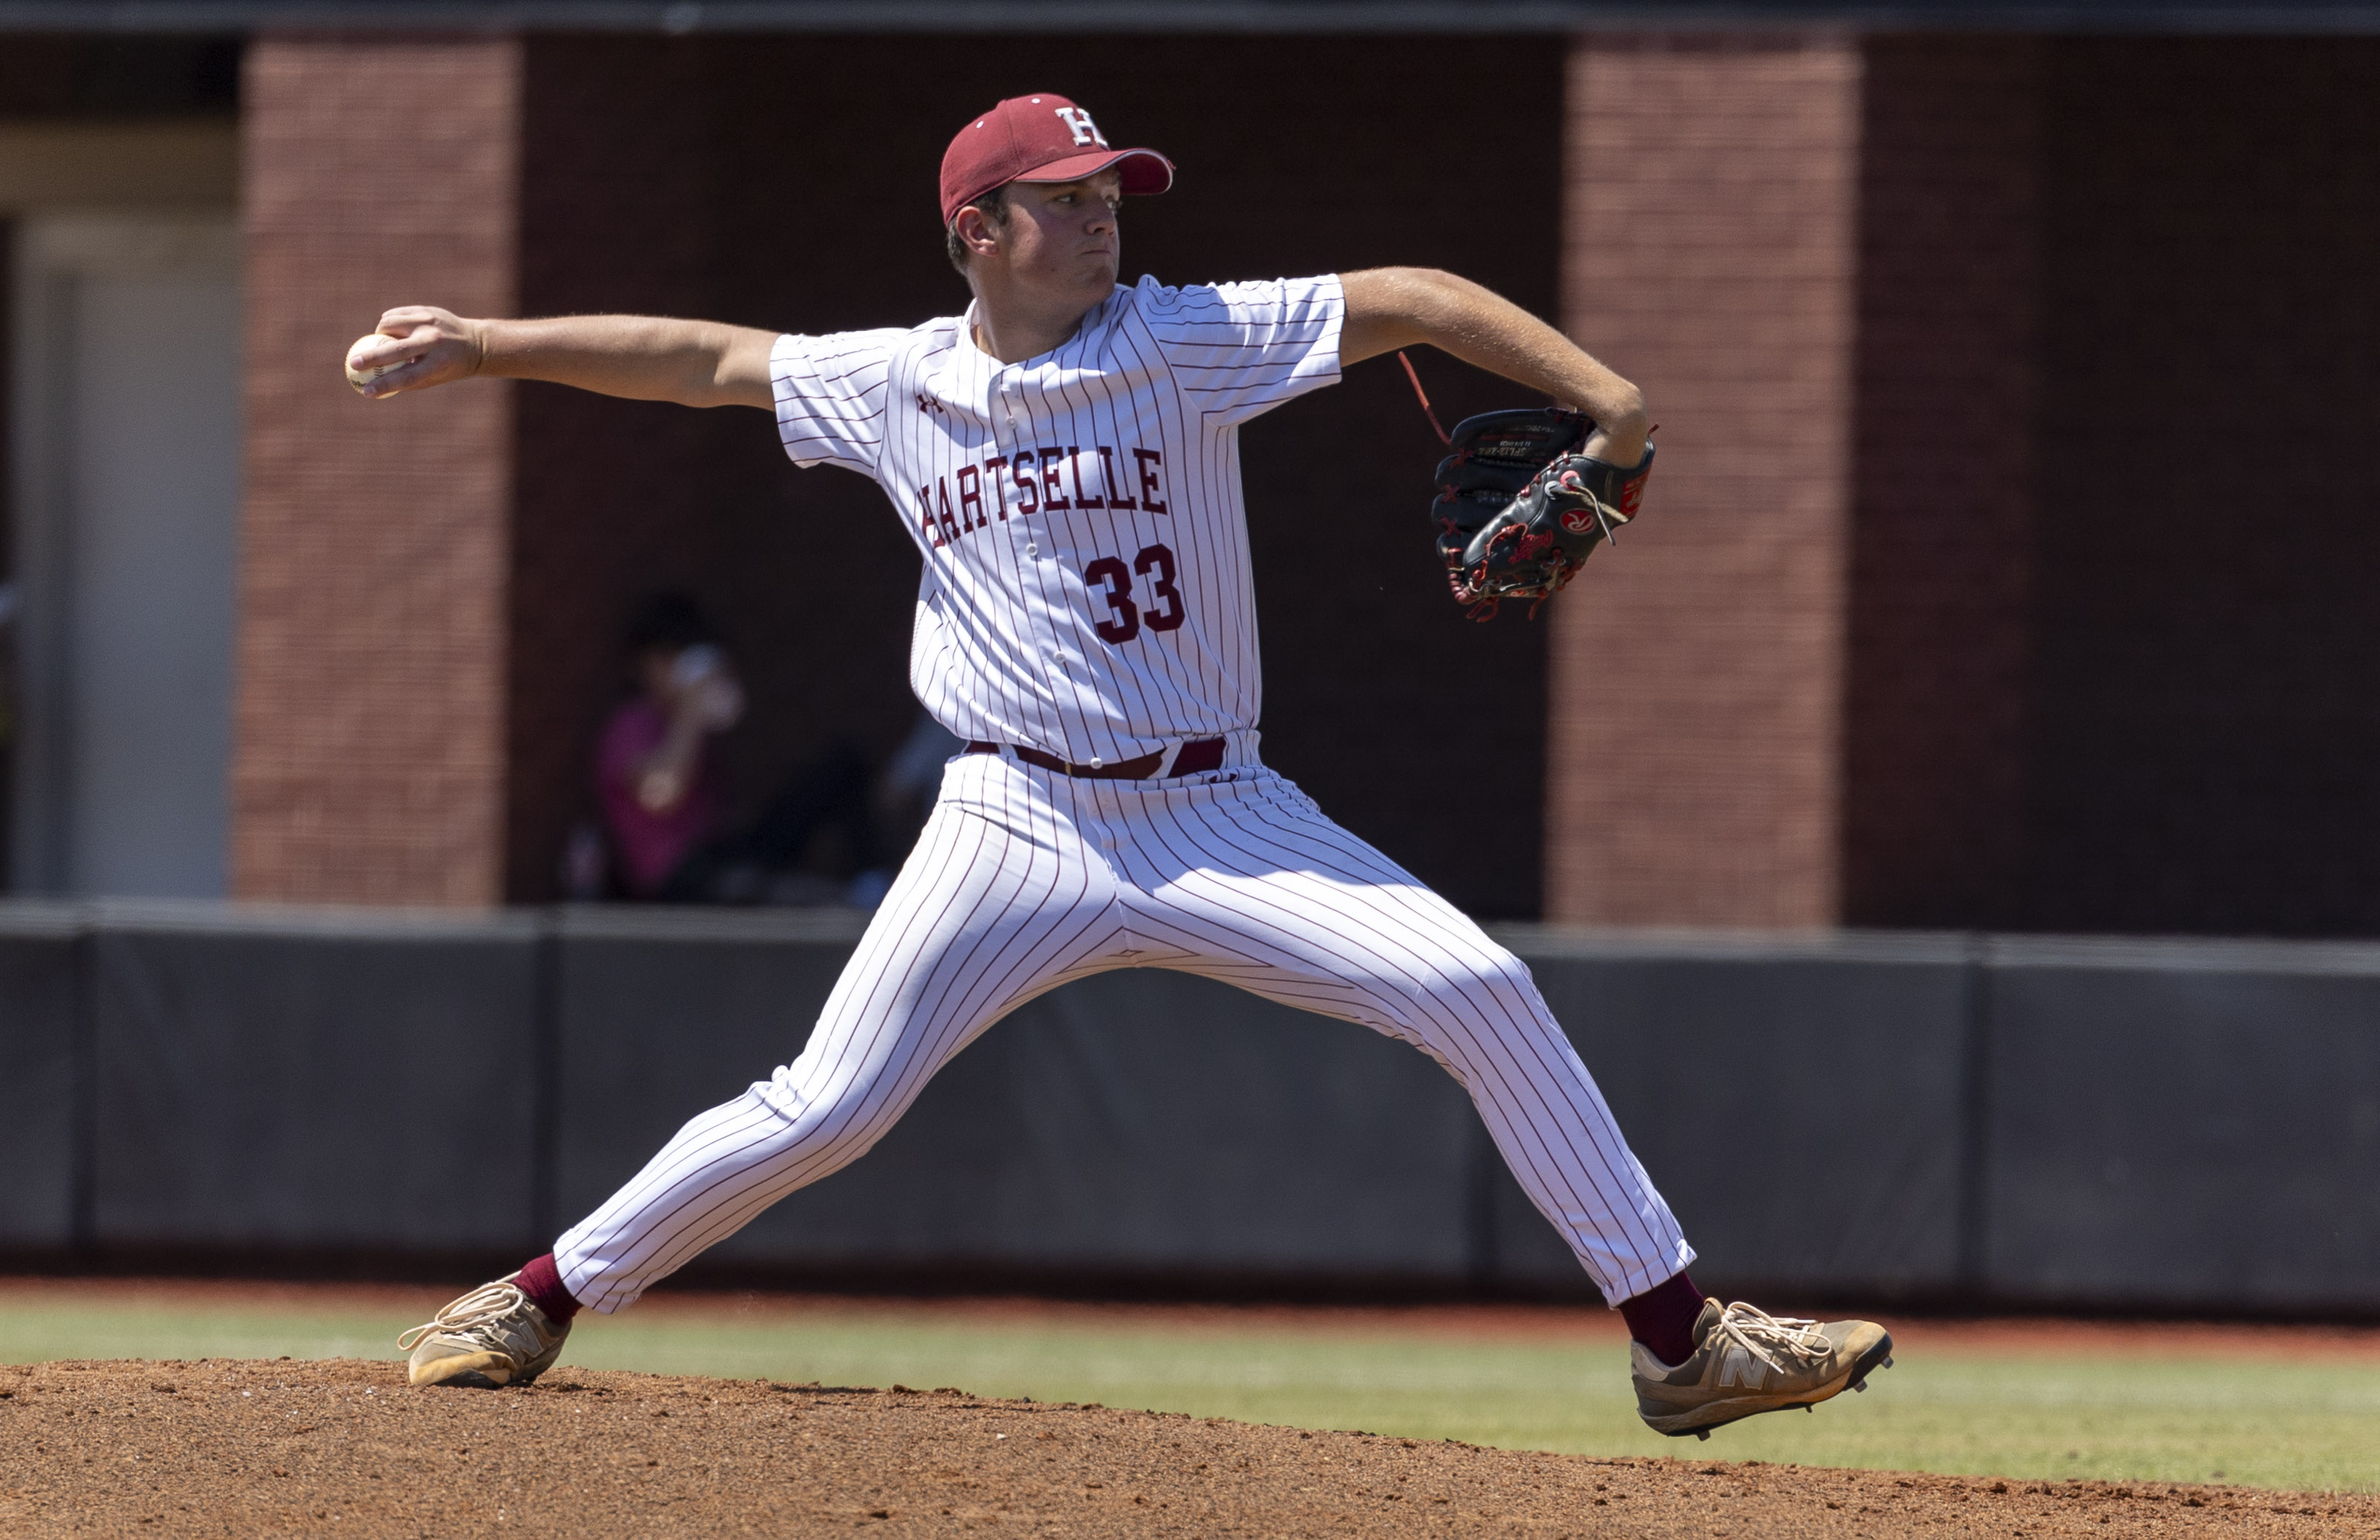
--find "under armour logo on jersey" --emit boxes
[915,392,946,417]
[1054,108,1108,148]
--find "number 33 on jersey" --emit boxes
[769,273,1344,772]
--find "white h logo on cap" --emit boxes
[1054,108,1108,147]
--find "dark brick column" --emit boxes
[2024,39,2380,936]
[505,37,729,904]
[1549,36,1863,928]
[1840,38,2045,929]
[235,36,520,905]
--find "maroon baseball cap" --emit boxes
[940,93,1174,226]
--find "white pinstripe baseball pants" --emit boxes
[556,748,1694,1312]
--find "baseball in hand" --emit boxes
[345,335,406,395]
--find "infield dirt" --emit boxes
[4,1358,2374,1537]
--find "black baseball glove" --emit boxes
[1430,409,1654,620]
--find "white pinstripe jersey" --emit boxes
[770,273,1344,766]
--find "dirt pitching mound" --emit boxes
[1,1358,2368,1537]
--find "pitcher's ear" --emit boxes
[956,205,1001,255]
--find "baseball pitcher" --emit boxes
[370,94,1891,1440]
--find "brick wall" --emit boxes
[1838,37,2044,929]
[1551,33,2380,938]
[502,35,1565,915]
[229,30,2380,934]
[234,36,519,904]
[1548,36,1862,927]
[2025,39,2380,935]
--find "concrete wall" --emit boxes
[5,901,2376,1312]
[4,125,246,903]
[1982,937,2380,1309]
[88,905,541,1251]
[0,908,78,1248]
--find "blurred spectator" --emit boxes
[590,593,886,907]
[593,593,739,899]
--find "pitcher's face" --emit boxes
[987,170,1124,306]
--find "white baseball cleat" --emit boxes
[1631,1298,1893,1439]
[397,1273,571,1389]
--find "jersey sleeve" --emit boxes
[770,329,906,475]
[1135,274,1344,428]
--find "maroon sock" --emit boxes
[1617,1270,1704,1366]
[515,1253,581,1324]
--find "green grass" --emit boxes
[6,1291,2377,1495]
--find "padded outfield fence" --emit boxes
[1,901,2373,1312]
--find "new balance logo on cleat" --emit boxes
[1715,1344,1764,1389]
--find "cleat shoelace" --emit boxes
[397,1280,531,1352]
[1708,1302,1832,1376]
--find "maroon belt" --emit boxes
[965,737,1225,780]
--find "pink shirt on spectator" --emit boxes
[597,699,725,895]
